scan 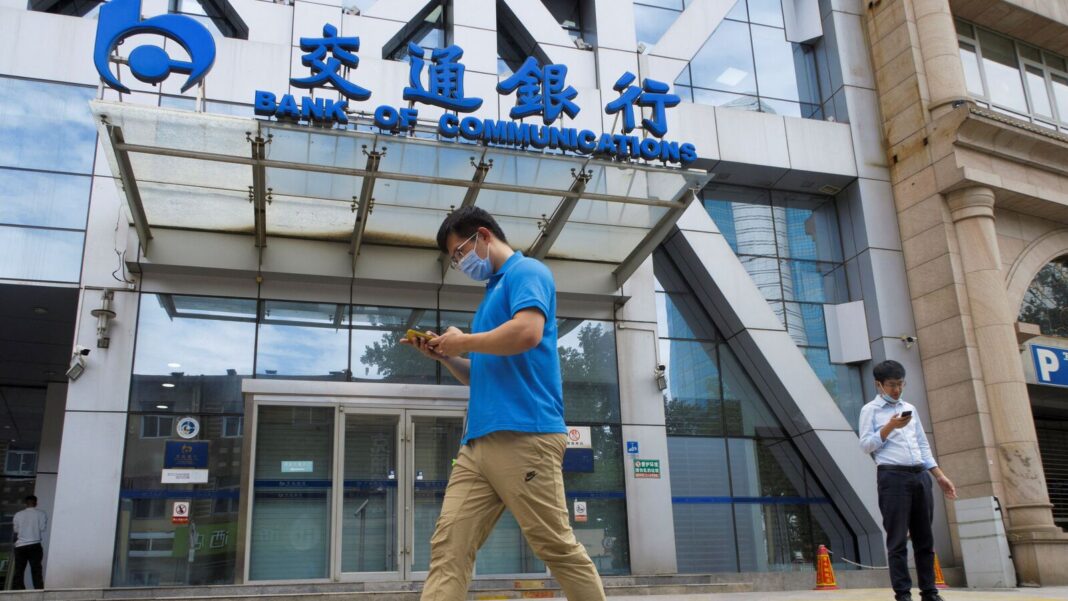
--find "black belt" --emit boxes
[878,464,925,473]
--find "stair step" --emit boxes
[18,576,755,601]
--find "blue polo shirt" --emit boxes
[463,251,566,445]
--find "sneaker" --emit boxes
[895,594,913,601]
[921,596,945,601]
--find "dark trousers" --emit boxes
[878,468,936,599]
[12,543,43,590]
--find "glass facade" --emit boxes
[702,184,864,428]
[384,1,447,61]
[957,18,1068,132]
[635,0,823,119]
[541,0,588,41]
[115,294,628,584]
[654,252,858,573]
[1019,255,1068,338]
[0,77,95,283]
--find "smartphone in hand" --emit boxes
[405,329,434,342]
[900,410,913,418]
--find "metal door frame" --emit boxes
[240,379,469,584]
[403,409,468,582]
[335,406,407,583]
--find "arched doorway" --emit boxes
[1017,254,1068,533]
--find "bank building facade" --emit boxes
[1,0,1067,593]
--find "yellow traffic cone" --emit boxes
[814,545,838,590]
[934,553,948,589]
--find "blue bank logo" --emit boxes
[94,0,216,94]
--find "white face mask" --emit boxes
[457,233,493,281]
[878,383,900,404]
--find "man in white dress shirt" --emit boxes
[859,360,956,601]
[12,495,47,590]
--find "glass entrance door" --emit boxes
[338,411,401,577]
[247,404,549,581]
[408,414,465,575]
[247,404,468,582]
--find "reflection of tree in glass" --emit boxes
[558,322,619,423]
[360,333,431,381]
[664,376,722,437]
[358,310,437,383]
[1019,257,1068,338]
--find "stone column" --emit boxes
[946,186,1068,583]
[913,0,970,116]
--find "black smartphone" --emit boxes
[900,410,913,418]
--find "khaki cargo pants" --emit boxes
[419,431,606,601]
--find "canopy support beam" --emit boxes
[350,147,384,272]
[527,168,591,260]
[613,189,697,288]
[106,124,153,257]
[111,141,683,209]
[250,134,269,250]
[439,153,495,277]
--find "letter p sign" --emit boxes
[1031,344,1067,386]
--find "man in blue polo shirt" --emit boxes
[401,207,605,601]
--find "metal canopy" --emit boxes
[92,101,711,289]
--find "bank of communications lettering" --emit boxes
[92,0,698,166]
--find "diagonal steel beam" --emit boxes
[439,153,494,277]
[461,151,492,210]
[350,147,384,271]
[526,168,592,260]
[250,134,268,249]
[106,124,153,257]
[612,189,698,289]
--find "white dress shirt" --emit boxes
[13,507,47,547]
[858,395,937,470]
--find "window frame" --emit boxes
[957,19,1068,130]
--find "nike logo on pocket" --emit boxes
[525,471,537,482]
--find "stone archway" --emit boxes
[1006,229,1068,317]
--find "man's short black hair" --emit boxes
[436,206,508,254]
[873,360,906,382]
[23,495,36,505]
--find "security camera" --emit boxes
[899,335,918,349]
[66,347,90,381]
[654,364,667,391]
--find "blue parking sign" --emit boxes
[626,441,639,454]
[1032,344,1068,387]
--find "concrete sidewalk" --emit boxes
[528,589,1068,601]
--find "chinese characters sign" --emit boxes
[93,3,697,165]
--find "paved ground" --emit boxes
[536,589,1068,601]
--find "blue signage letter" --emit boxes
[404,43,483,112]
[497,57,580,126]
[291,24,372,101]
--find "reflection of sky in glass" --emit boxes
[257,323,347,377]
[674,0,822,119]
[660,339,719,402]
[0,168,91,229]
[634,3,681,46]
[0,77,97,174]
[0,226,83,282]
[688,20,756,94]
[133,294,255,376]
